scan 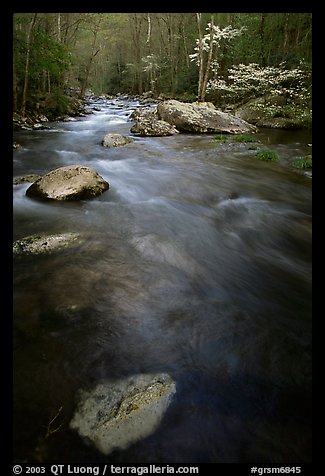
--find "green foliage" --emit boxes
[33,89,70,120]
[13,13,73,115]
[13,13,312,112]
[214,133,257,144]
[214,133,228,142]
[231,13,311,68]
[255,149,279,161]
[290,157,312,169]
[232,134,256,142]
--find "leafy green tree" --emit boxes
[13,12,312,111]
[13,13,72,116]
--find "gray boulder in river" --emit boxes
[70,373,176,455]
[101,133,133,147]
[157,99,256,134]
[26,165,109,201]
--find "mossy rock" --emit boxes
[70,373,176,455]
[13,232,83,256]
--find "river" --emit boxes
[13,97,312,463]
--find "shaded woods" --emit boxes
[13,13,312,118]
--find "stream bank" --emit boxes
[13,96,312,464]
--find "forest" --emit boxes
[13,13,312,120]
[13,12,312,465]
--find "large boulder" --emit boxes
[70,373,176,455]
[101,133,133,147]
[157,100,256,134]
[26,165,109,201]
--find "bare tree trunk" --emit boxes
[21,13,37,116]
[79,17,101,98]
[13,61,18,112]
[131,13,143,95]
[180,16,190,69]
[146,13,151,44]
[166,14,175,96]
[282,13,290,61]
[196,13,204,101]
[146,13,155,92]
[259,13,267,67]
[57,13,61,42]
[201,14,215,102]
[80,45,100,97]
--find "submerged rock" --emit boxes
[101,133,133,147]
[13,232,83,256]
[70,373,176,455]
[26,165,109,201]
[157,99,256,134]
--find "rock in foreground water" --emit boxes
[70,373,176,455]
[13,232,83,255]
[26,165,109,200]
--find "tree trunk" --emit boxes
[13,61,18,112]
[21,13,37,116]
[201,14,215,102]
[57,13,61,42]
[196,13,204,101]
[259,13,267,67]
[79,19,101,98]
[131,13,143,95]
[180,17,190,69]
[282,13,290,62]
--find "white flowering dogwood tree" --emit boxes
[190,14,245,101]
[207,62,312,107]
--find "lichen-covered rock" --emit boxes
[25,165,109,201]
[70,373,176,455]
[157,99,256,134]
[13,174,42,185]
[235,97,312,129]
[130,118,179,136]
[101,133,133,147]
[129,106,157,122]
[191,101,216,110]
[13,232,83,256]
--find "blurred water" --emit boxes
[13,98,312,463]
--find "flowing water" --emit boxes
[13,98,312,463]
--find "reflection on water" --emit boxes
[13,99,312,463]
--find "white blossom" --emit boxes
[207,62,311,105]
